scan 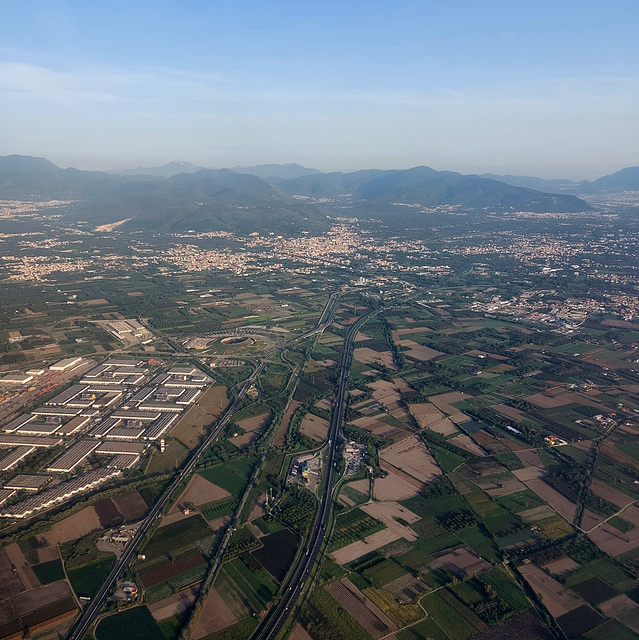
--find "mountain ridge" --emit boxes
[0,155,618,232]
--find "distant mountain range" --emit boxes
[2,154,638,233]
[107,161,320,181]
[481,166,639,193]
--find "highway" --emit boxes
[255,304,381,640]
[65,292,340,640]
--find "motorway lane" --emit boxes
[66,295,340,640]
[256,305,380,640]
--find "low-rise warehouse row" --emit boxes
[0,469,122,518]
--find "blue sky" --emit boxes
[1,0,637,178]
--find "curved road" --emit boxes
[255,304,381,640]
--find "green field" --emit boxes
[329,508,386,551]
[397,617,450,640]
[198,456,258,495]
[201,497,239,520]
[302,586,373,640]
[422,591,478,640]
[479,567,530,613]
[219,557,277,611]
[96,606,165,640]
[143,514,213,557]
[68,556,115,599]
[204,617,259,640]
[362,558,408,586]
[32,558,65,584]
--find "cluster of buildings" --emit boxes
[101,319,153,344]
[0,359,212,519]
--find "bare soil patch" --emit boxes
[354,347,397,370]
[408,403,446,427]
[485,478,527,497]
[36,547,60,564]
[36,505,101,547]
[589,506,639,555]
[598,594,639,634]
[428,391,469,423]
[111,491,148,522]
[515,449,545,468]
[350,416,406,439]
[523,478,577,522]
[367,380,406,413]
[290,624,314,640]
[149,586,199,621]
[3,543,39,590]
[0,548,25,600]
[429,548,490,578]
[248,493,266,524]
[519,564,583,617]
[376,462,425,499]
[326,579,398,638]
[171,386,229,448]
[379,436,441,484]
[300,413,330,441]
[449,433,485,456]
[591,479,635,509]
[330,529,401,565]
[581,510,604,530]
[273,400,302,447]
[170,474,231,515]
[493,404,528,422]
[543,557,580,577]
[527,391,573,409]
[513,466,544,481]
[191,587,239,639]
[231,412,270,448]
[12,581,74,617]
[398,340,442,362]
[315,397,333,411]
[347,478,371,496]
[361,502,420,542]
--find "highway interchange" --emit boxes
[255,305,381,640]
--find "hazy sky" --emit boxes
[1,0,637,178]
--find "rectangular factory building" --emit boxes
[46,384,89,406]
[2,414,35,433]
[142,413,179,441]
[106,454,140,469]
[0,446,36,471]
[87,417,122,438]
[138,402,183,413]
[0,373,33,385]
[47,440,100,473]
[4,475,53,491]
[104,427,144,440]
[0,434,61,448]
[96,441,147,455]
[50,357,83,371]
[32,407,81,418]
[17,422,61,436]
